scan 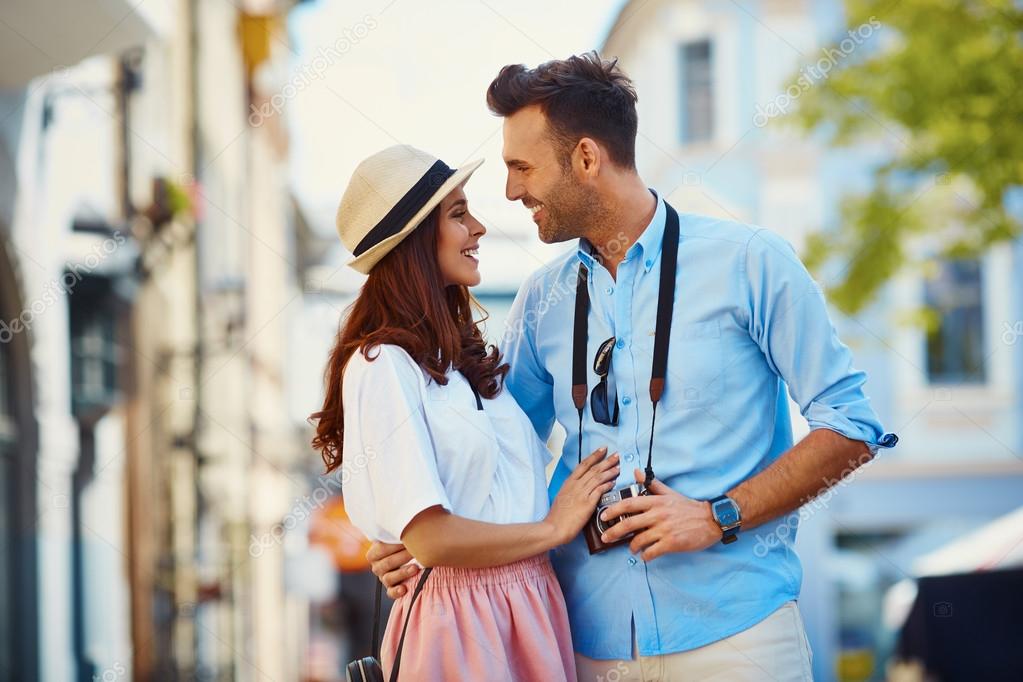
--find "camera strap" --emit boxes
[572,200,680,488]
[366,369,479,679]
[369,567,432,682]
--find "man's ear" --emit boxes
[574,137,602,178]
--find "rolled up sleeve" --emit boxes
[744,229,898,454]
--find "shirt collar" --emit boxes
[576,189,666,273]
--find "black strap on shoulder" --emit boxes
[389,567,432,682]
[651,205,679,403]
[457,369,484,410]
[572,262,589,463]
[571,200,681,485]
[468,383,483,411]
[644,203,679,487]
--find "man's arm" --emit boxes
[599,429,870,559]
[601,229,895,559]
[728,428,870,530]
[500,273,557,440]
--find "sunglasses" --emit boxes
[591,336,620,426]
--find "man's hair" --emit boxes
[486,51,638,170]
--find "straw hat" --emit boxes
[337,145,484,274]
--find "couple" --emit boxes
[311,53,896,681]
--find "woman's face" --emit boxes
[436,183,486,287]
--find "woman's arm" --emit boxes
[401,448,619,568]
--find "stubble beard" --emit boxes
[537,172,611,245]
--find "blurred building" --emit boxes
[601,1,1023,680]
[0,0,315,680]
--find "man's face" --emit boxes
[501,105,598,244]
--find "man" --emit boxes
[368,52,896,680]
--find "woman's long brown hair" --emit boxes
[310,207,508,473]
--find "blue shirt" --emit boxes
[502,192,896,659]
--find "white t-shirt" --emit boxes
[341,344,553,544]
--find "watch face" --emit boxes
[713,500,739,526]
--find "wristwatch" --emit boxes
[709,495,742,545]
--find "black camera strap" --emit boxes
[571,201,680,488]
[369,567,432,682]
[366,371,480,679]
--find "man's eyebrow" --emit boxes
[504,158,530,167]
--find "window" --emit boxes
[924,259,985,383]
[679,40,714,144]
[68,275,121,418]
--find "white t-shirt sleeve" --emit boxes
[341,344,452,543]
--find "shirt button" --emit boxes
[605,286,614,295]
[624,452,635,462]
[622,396,632,405]
[645,259,653,269]
[615,338,625,350]
[628,557,637,566]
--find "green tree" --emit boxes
[789,0,1022,314]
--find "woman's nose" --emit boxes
[470,214,486,237]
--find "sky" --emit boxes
[286,0,627,289]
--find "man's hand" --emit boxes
[367,541,419,599]
[599,469,720,561]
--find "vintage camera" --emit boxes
[584,483,647,555]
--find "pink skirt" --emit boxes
[381,553,576,681]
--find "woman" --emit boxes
[310,145,619,681]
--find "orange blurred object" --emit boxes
[309,497,373,573]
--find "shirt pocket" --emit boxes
[662,319,725,409]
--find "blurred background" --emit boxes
[0,0,1021,680]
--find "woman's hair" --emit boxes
[310,206,508,473]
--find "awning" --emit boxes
[0,0,166,88]
[913,505,1023,575]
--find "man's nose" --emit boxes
[505,173,523,201]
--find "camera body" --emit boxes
[584,483,647,555]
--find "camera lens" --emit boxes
[595,508,619,534]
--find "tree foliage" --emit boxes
[790,0,1022,314]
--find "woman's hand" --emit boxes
[545,447,620,545]
[367,541,419,599]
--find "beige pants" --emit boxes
[574,601,814,682]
